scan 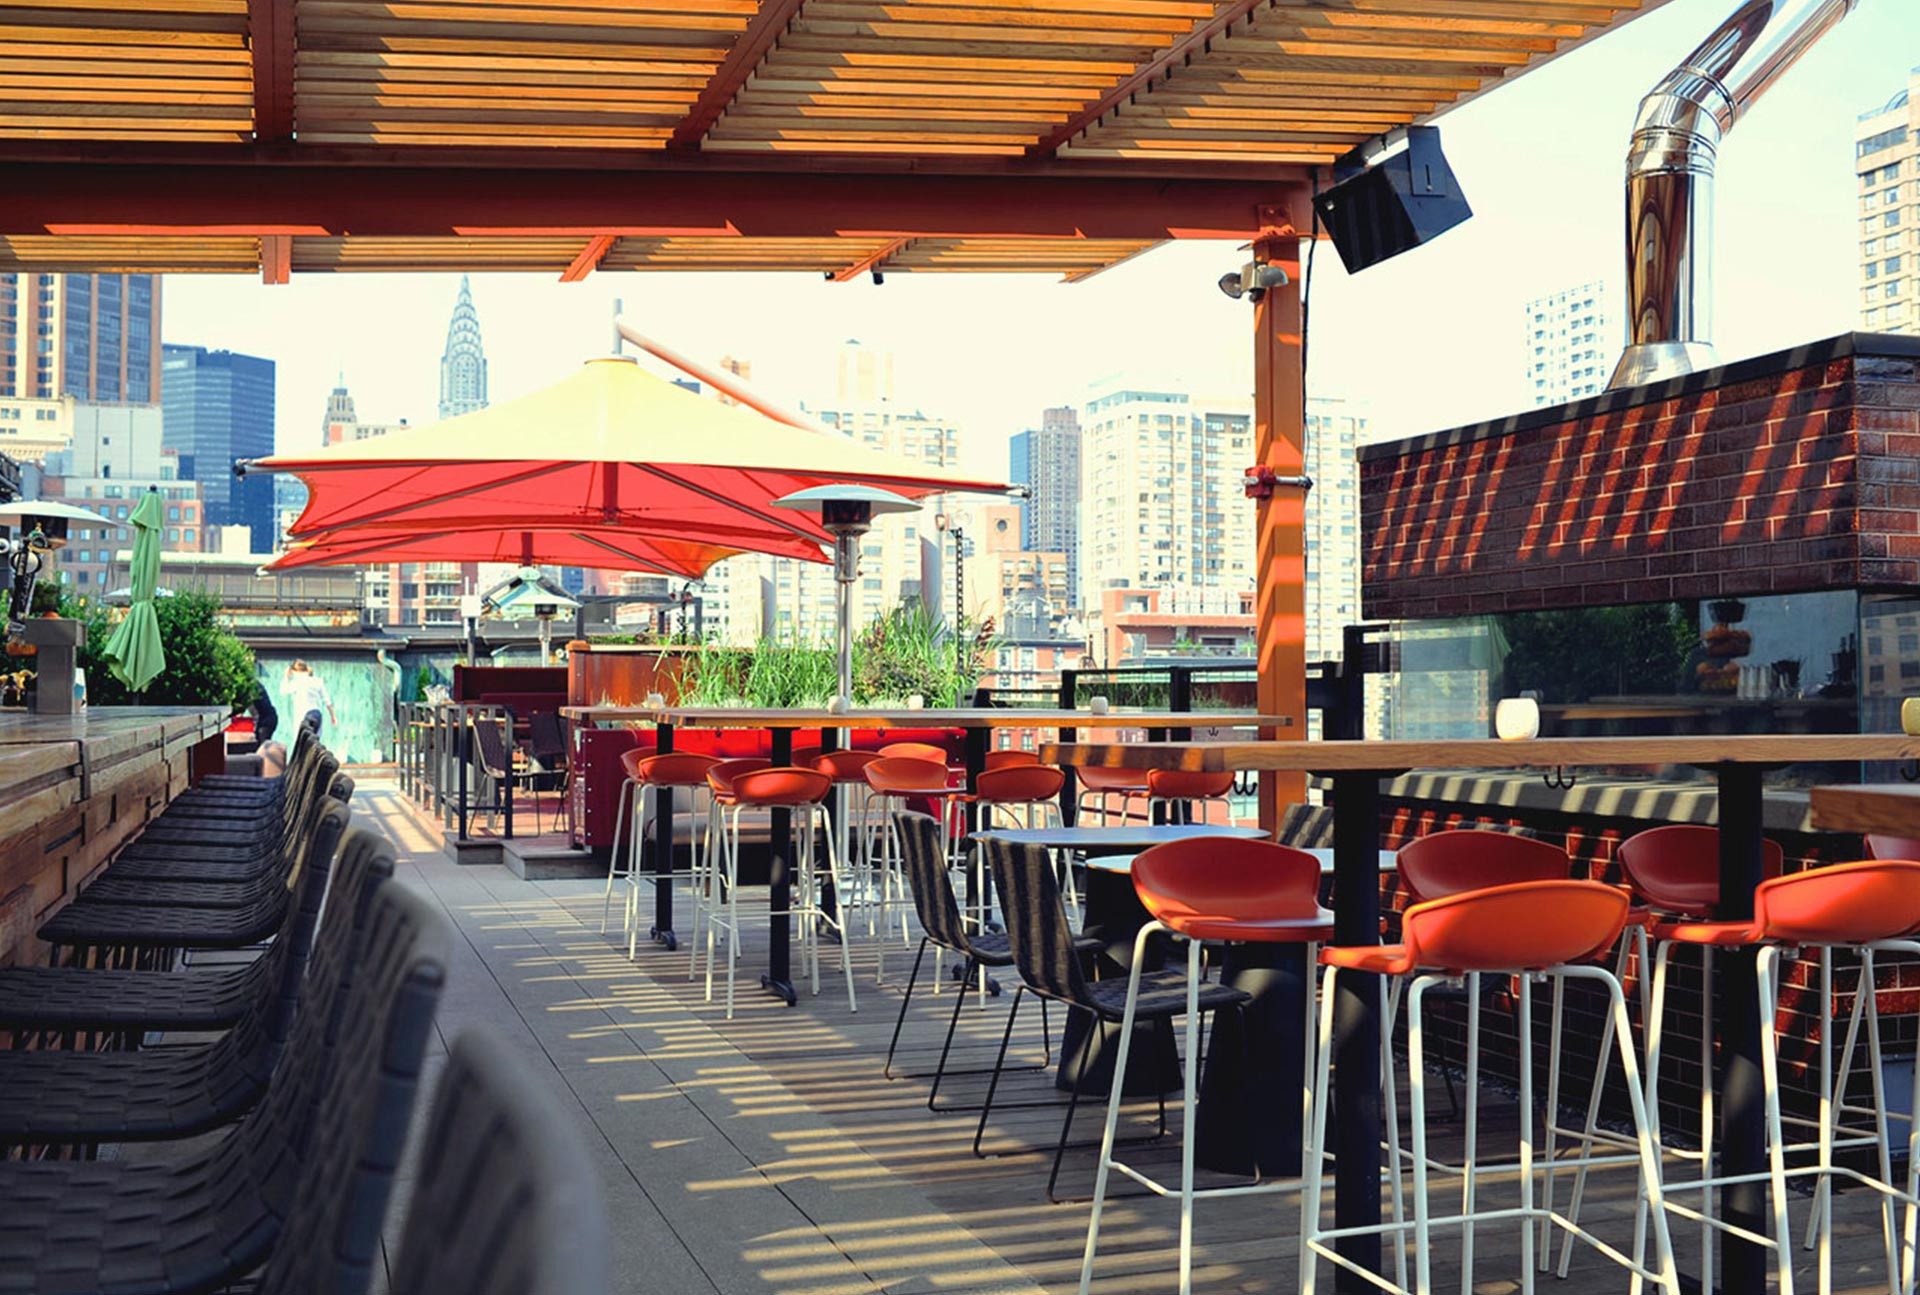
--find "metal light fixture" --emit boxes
[1217,262,1293,303]
[0,500,109,632]
[772,484,921,711]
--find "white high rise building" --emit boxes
[1078,381,1254,599]
[1524,281,1613,407]
[699,341,963,644]
[1857,72,1918,334]
[1305,399,1365,665]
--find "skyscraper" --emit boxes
[1856,73,1917,334]
[1304,399,1366,666]
[320,371,356,440]
[1008,404,1082,608]
[1523,280,1612,407]
[160,344,276,552]
[438,274,488,419]
[0,273,161,404]
[1079,382,1253,598]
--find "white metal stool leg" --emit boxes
[602,776,638,934]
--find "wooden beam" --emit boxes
[670,0,806,149]
[259,231,290,282]
[1031,0,1270,157]
[247,0,294,143]
[559,232,617,281]
[828,235,909,281]
[0,159,1306,242]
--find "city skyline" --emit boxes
[153,0,1920,481]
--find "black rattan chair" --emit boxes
[37,767,343,961]
[982,835,1246,1201]
[0,830,446,1295]
[0,798,350,1145]
[885,810,1075,1111]
[0,797,351,1041]
[383,1028,611,1295]
[166,723,317,813]
[105,755,345,884]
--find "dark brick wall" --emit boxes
[1359,334,1920,620]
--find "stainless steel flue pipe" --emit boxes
[1609,0,1860,389]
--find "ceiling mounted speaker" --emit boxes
[1316,126,1473,274]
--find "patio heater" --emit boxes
[0,500,109,714]
[771,485,920,711]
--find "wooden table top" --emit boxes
[1809,783,1920,838]
[1038,734,1920,773]
[563,705,1292,730]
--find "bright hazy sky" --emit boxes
[160,0,1920,479]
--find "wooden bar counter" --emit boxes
[0,706,229,967]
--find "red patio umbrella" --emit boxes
[245,354,1004,558]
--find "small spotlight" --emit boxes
[1218,262,1291,303]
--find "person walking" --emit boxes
[283,659,336,737]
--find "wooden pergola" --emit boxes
[0,0,1673,800]
[0,5,1680,1291]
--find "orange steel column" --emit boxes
[1253,199,1309,827]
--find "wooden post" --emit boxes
[1253,197,1310,828]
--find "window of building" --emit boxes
[1887,281,1903,300]
[1888,211,1903,228]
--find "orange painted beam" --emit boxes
[829,237,910,283]
[1252,197,1310,827]
[0,162,1304,243]
[259,233,290,284]
[560,233,617,282]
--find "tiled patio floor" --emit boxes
[357,778,1906,1294]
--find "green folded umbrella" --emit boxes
[100,488,166,694]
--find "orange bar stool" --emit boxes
[879,741,955,768]
[1633,859,1920,1295]
[812,748,886,931]
[963,763,1073,975]
[699,765,856,1020]
[686,757,769,983]
[1144,768,1236,826]
[1388,828,1572,1283]
[864,756,968,982]
[1553,825,1785,1278]
[1075,765,1150,826]
[606,750,719,958]
[1079,838,1333,1295]
[1301,880,1680,1295]
[986,749,1042,770]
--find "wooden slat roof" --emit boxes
[0,0,1674,278]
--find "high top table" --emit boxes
[563,705,1288,1005]
[1038,734,1920,1294]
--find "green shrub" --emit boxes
[67,589,257,710]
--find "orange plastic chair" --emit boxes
[972,764,1066,806]
[1617,824,1785,916]
[1080,837,1333,1295]
[865,756,966,980]
[1866,833,1920,862]
[604,748,721,939]
[1303,881,1676,1295]
[985,749,1042,771]
[879,741,952,766]
[864,756,956,797]
[1074,765,1151,826]
[1631,860,1920,1295]
[1395,829,1571,905]
[812,749,883,783]
[699,764,855,1018]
